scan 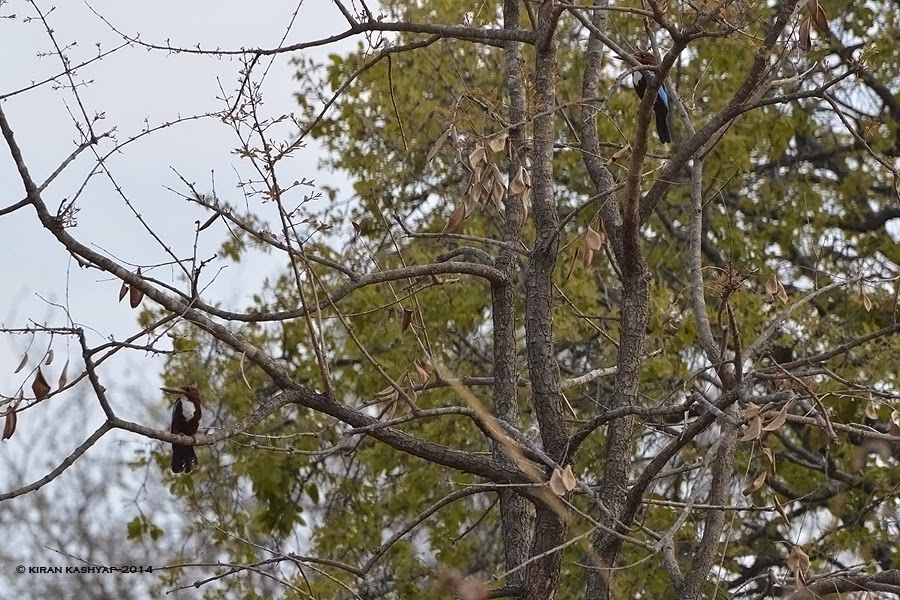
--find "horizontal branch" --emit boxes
[92,12,535,56]
[0,422,113,502]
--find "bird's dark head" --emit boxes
[633,51,658,67]
[160,385,201,404]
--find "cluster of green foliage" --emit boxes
[142,0,900,596]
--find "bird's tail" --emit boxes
[172,444,197,473]
[655,106,672,144]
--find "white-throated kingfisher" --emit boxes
[632,51,671,144]
[161,385,202,473]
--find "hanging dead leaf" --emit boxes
[787,545,810,587]
[861,289,872,312]
[44,349,54,366]
[129,284,144,309]
[560,464,577,492]
[197,213,220,232]
[549,467,568,496]
[742,470,767,496]
[32,368,51,401]
[891,410,900,429]
[776,280,789,304]
[762,402,790,431]
[58,359,70,390]
[468,144,486,168]
[2,407,16,441]
[610,144,631,163]
[741,402,762,420]
[426,127,453,163]
[442,204,466,234]
[118,280,129,302]
[401,308,414,332]
[764,273,779,301]
[469,180,485,205]
[798,18,812,51]
[489,179,504,208]
[374,384,400,404]
[581,247,594,268]
[509,165,528,195]
[584,227,605,251]
[464,197,480,218]
[413,359,431,385]
[740,414,764,442]
[405,384,418,407]
[489,162,504,185]
[762,446,776,473]
[806,0,830,33]
[488,132,508,153]
[865,396,878,420]
[14,352,28,374]
[773,494,790,524]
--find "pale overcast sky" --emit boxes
[1,0,354,501]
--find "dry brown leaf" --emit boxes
[375,385,400,402]
[799,18,812,51]
[426,127,452,163]
[865,396,878,420]
[740,414,763,442]
[402,308,414,332]
[610,145,631,162]
[584,227,605,251]
[742,470,767,496]
[2,407,17,441]
[581,247,594,268]
[44,349,54,365]
[741,402,762,420]
[468,144,486,168]
[490,178,505,207]
[413,359,431,385]
[14,352,28,374]
[764,273,779,300]
[32,368,51,401]
[198,213,220,232]
[129,284,145,309]
[561,464,577,492]
[118,281,129,302]
[762,446,776,473]
[787,544,810,587]
[405,384,418,407]
[862,289,872,312]
[776,280,789,304]
[807,0,830,33]
[549,467,568,496]
[443,204,466,234]
[488,132,508,153]
[509,166,528,195]
[58,359,70,390]
[489,162,504,185]
[773,494,790,524]
[762,403,789,431]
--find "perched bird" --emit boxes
[161,385,202,473]
[631,51,671,144]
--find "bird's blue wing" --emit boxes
[657,86,669,109]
